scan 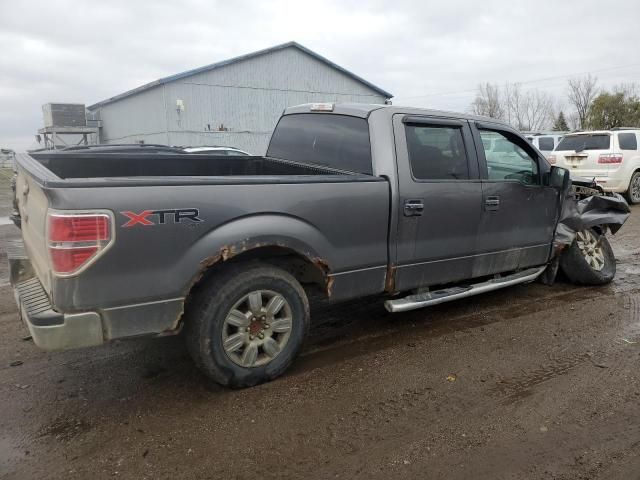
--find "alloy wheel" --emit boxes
[221,290,293,368]
[575,230,605,271]
[631,174,640,203]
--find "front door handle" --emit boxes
[404,199,424,216]
[485,195,500,212]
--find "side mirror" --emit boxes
[548,166,570,190]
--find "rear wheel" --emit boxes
[185,263,310,388]
[560,228,615,285]
[625,171,640,204]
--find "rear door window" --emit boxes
[267,114,372,174]
[556,134,610,151]
[537,137,555,151]
[618,132,638,150]
[405,124,470,180]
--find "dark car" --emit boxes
[8,103,628,387]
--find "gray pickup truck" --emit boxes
[9,103,626,387]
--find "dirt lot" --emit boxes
[1,208,640,480]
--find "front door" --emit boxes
[473,123,559,273]
[393,115,484,292]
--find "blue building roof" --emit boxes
[88,41,392,109]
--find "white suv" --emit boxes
[525,133,564,154]
[549,129,640,204]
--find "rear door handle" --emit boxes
[404,199,424,216]
[485,196,500,211]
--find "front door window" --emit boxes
[479,130,539,185]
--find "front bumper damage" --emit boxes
[554,182,631,249]
[540,180,629,286]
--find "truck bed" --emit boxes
[14,151,390,325]
[29,151,358,182]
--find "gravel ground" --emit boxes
[1,208,640,479]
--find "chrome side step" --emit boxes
[384,266,547,313]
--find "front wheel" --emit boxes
[625,171,640,204]
[185,263,310,388]
[560,228,616,285]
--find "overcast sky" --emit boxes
[2,0,640,151]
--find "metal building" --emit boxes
[87,42,392,154]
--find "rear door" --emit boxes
[393,115,484,291]
[472,123,559,273]
[553,133,612,177]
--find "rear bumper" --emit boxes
[8,244,185,351]
[13,267,104,351]
[593,177,627,193]
[569,173,628,193]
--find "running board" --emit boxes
[384,266,547,313]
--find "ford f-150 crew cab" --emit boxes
[8,103,627,387]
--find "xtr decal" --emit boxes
[121,208,203,227]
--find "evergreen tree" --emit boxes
[552,111,569,131]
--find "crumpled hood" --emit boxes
[555,192,630,248]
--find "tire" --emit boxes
[625,171,640,204]
[560,228,615,285]
[184,263,310,388]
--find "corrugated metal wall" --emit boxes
[95,46,387,154]
[98,86,168,145]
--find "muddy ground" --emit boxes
[1,209,640,480]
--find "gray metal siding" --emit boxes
[95,46,387,153]
[97,86,167,144]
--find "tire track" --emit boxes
[490,351,591,403]
[324,385,437,453]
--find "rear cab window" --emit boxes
[556,134,611,151]
[267,113,372,174]
[618,132,638,151]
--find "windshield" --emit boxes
[556,134,610,151]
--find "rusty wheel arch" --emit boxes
[186,242,333,301]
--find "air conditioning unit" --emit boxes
[42,103,87,128]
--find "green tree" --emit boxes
[552,111,569,131]
[587,89,640,129]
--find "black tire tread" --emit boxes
[625,171,640,205]
[559,229,615,285]
[184,262,309,388]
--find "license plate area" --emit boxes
[565,155,587,165]
[564,155,588,168]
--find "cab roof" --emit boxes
[282,103,511,127]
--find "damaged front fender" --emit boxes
[554,189,630,250]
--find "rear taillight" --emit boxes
[547,155,556,165]
[598,153,623,164]
[47,211,113,276]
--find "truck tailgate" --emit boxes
[14,165,52,294]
